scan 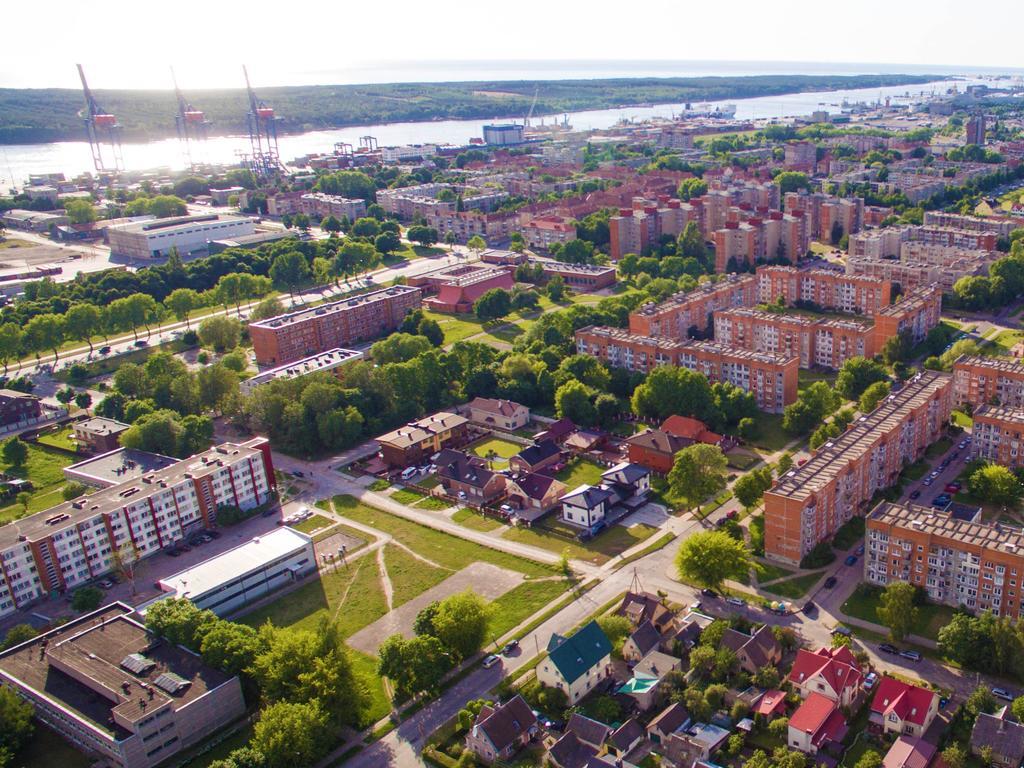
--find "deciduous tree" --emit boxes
[675,530,750,591]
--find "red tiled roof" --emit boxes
[790,693,848,748]
[755,690,787,717]
[787,647,863,698]
[871,678,937,727]
[883,735,937,768]
[661,415,722,444]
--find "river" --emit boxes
[0,77,979,188]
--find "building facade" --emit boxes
[953,355,1024,410]
[971,405,1024,468]
[874,285,943,345]
[629,274,757,339]
[755,266,892,317]
[106,215,256,260]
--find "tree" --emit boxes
[775,171,810,194]
[148,195,188,218]
[0,686,33,761]
[1,437,27,467]
[321,215,342,234]
[677,178,708,201]
[315,170,376,201]
[64,198,97,224]
[429,590,490,660]
[1011,695,1024,722]
[0,624,38,651]
[876,582,918,642]
[269,251,311,301]
[23,312,64,362]
[62,481,87,500]
[466,235,487,257]
[374,231,402,256]
[145,598,218,648]
[351,217,381,238]
[199,622,264,676]
[858,380,891,413]
[675,530,751,591]
[198,315,242,352]
[127,293,161,338]
[474,288,512,321]
[64,303,102,354]
[753,664,781,689]
[251,296,285,321]
[783,381,839,434]
[377,634,450,699]
[546,274,565,302]
[417,317,444,347]
[777,452,794,474]
[854,752,883,768]
[668,444,728,513]
[560,239,596,264]
[0,323,21,373]
[15,492,30,517]
[71,586,104,612]
[198,365,240,415]
[370,333,432,364]
[555,380,596,426]
[407,225,439,246]
[511,289,540,311]
[733,467,773,510]
[596,615,633,654]
[251,700,330,768]
[969,463,1024,507]
[940,744,967,768]
[835,357,888,401]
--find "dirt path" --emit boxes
[376,547,395,613]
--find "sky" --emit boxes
[3,0,1023,90]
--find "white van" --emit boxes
[400,467,418,481]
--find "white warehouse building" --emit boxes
[107,214,257,259]
[154,527,316,616]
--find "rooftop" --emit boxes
[633,273,755,317]
[376,412,468,449]
[532,259,617,276]
[877,285,940,317]
[249,285,421,330]
[246,348,363,388]
[768,371,951,502]
[74,417,130,437]
[868,501,1024,555]
[579,326,797,366]
[955,354,1024,376]
[156,527,312,601]
[110,213,254,235]
[64,448,178,487]
[973,404,1024,425]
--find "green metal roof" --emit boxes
[547,620,612,685]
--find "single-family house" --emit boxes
[662,722,731,767]
[503,472,567,520]
[618,592,675,634]
[664,610,714,655]
[537,621,612,704]
[625,429,692,474]
[467,397,530,431]
[509,439,562,474]
[661,415,727,447]
[623,620,662,662]
[560,484,614,530]
[377,411,469,467]
[754,689,788,720]
[464,695,538,764]
[646,702,691,745]
[566,713,612,749]
[788,692,849,755]
[533,417,576,445]
[564,429,606,454]
[619,650,683,712]
[72,417,130,455]
[601,462,651,499]
[971,706,1024,768]
[435,449,506,504]
[608,719,645,758]
[561,463,651,531]
[548,732,597,768]
[720,624,782,675]
[869,678,939,738]
[787,646,863,708]
[883,735,936,768]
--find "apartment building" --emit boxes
[0,439,276,619]
[755,266,892,317]
[629,274,757,339]
[0,603,246,768]
[874,285,942,345]
[376,412,470,467]
[846,245,996,292]
[248,285,421,366]
[764,371,953,564]
[784,192,864,242]
[953,355,1024,410]
[298,193,367,222]
[520,214,578,251]
[609,199,698,260]
[970,404,1024,468]
[784,141,818,173]
[575,326,798,413]
[922,211,1015,237]
[713,308,874,370]
[713,214,805,272]
[426,210,519,244]
[866,501,1024,618]
[850,225,999,259]
[713,222,758,272]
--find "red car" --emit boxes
[797,458,808,466]
[944,483,961,493]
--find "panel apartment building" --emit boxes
[953,355,1024,410]
[971,404,1024,468]
[575,325,798,413]
[846,244,996,293]
[866,502,1024,618]
[249,285,422,366]
[712,212,805,272]
[755,266,892,317]
[764,371,953,564]
[0,603,247,768]
[629,274,757,339]
[609,198,697,260]
[713,307,875,370]
[873,285,943,345]
[0,439,276,619]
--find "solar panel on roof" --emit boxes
[120,653,156,676]
[154,672,191,695]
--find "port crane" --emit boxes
[76,64,123,173]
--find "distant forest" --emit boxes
[0,73,943,145]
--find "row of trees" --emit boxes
[950,235,1024,310]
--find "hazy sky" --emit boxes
[3,0,1022,89]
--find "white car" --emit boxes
[482,655,501,669]
[725,597,745,607]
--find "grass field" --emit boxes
[383,543,450,605]
[754,560,795,583]
[487,580,569,640]
[952,410,973,429]
[502,521,657,566]
[0,443,77,523]
[747,413,792,452]
[35,428,77,452]
[841,584,957,641]
[762,571,824,599]
[292,514,335,534]
[423,310,485,345]
[555,458,605,489]
[391,488,428,505]
[983,329,1024,357]
[469,436,523,469]
[452,507,504,531]
[413,495,452,511]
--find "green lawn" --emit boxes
[754,560,795,583]
[0,444,77,523]
[452,508,504,531]
[952,410,973,429]
[413,495,453,511]
[382,543,450,605]
[487,580,569,640]
[762,571,825,599]
[423,310,485,345]
[391,488,427,505]
[368,479,391,492]
[726,449,760,470]
[292,514,335,534]
[35,428,77,452]
[841,584,957,641]
[798,369,838,389]
[502,521,657,566]
[747,413,792,452]
[469,437,523,469]
[555,459,605,489]
[983,329,1024,356]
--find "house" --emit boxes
[0,389,42,429]
[377,412,469,467]
[623,620,662,662]
[754,689,788,720]
[566,713,612,749]
[72,417,130,454]
[647,702,691,745]
[787,646,864,708]
[869,678,939,738]
[661,415,727,447]
[564,430,606,454]
[537,621,612,704]
[561,462,652,531]
[435,449,506,504]
[618,591,675,634]
[618,650,683,712]
[503,472,567,521]
[533,417,576,445]
[548,732,598,768]
[883,735,936,768]
[720,624,782,675]
[662,722,731,767]
[465,695,538,764]
[467,398,530,431]
[608,719,645,758]
[664,610,714,654]
[560,484,614,530]
[971,706,1024,767]
[788,692,849,755]
[509,439,561,474]
[601,462,651,499]
[625,429,692,474]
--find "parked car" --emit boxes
[725,510,738,520]
[844,555,858,566]
[931,495,951,508]
[802,601,816,614]
[879,643,898,654]
[922,478,933,487]
[701,588,718,598]
[725,596,745,607]
[992,687,1015,702]
[98,345,111,354]
[290,470,305,478]
[134,339,148,347]
[909,490,922,500]
[863,672,879,690]
[899,650,922,662]
[797,458,808,466]
[482,655,501,669]
[502,640,519,656]
[831,625,852,638]
[823,576,838,589]
[855,544,865,556]
[99,580,113,589]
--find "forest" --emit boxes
[0,73,942,144]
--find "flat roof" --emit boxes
[157,527,312,600]
[633,274,755,317]
[580,326,796,366]
[974,404,1024,424]
[877,285,939,316]
[533,259,616,276]
[109,214,254,236]
[74,417,130,437]
[769,371,952,502]
[249,285,421,330]
[954,354,1024,376]
[64,448,177,487]
[246,348,363,388]
[869,501,1024,554]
